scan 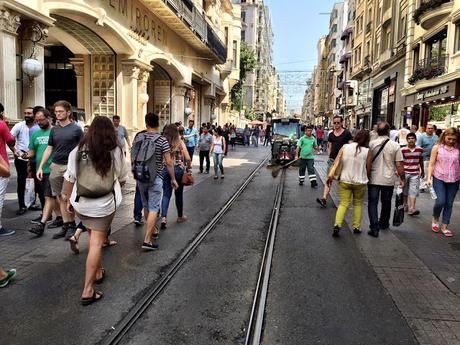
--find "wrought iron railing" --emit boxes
[408,54,448,85]
[207,24,227,63]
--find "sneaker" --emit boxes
[29,222,45,236]
[332,225,340,237]
[299,181,304,186]
[311,182,318,189]
[408,210,420,216]
[16,207,27,216]
[133,218,144,226]
[316,198,327,208]
[48,217,64,229]
[142,242,159,251]
[199,170,203,174]
[204,171,209,174]
[28,204,42,211]
[65,225,77,241]
[31,215,52,224]
[52,225,68,239]
[368,230,379,238]
[353,228,362,234]
[0,227,15,237]
[214,176,218,179]
[0,269,16,288]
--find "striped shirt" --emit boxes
[401,146,423,175]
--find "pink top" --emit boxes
[0,121,13,165]
[433,145,460,183]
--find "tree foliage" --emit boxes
[231,42,257,113]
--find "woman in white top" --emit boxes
[210,127,226,179]
[62,116,128,306]
[327,130,372,237]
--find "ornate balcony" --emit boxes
[414,0,453,30]
[408,55,449,85]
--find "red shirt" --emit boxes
[401,146,423,175]
[0,120,14,165]
[316,129,324,140]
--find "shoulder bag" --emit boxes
[327,147,344,181]
[372,139,390,163]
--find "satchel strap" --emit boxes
[372,139,390,163]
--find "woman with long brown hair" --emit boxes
[426,127,460,237]
[62,116,128,305]
[159,124,191,229]
[327,129,373,237]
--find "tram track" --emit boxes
[99,156,271,345]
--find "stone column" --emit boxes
[137,70,150,126]
[122,63,140,130]
[0,9,20,119]
[172,85,188,124]
[21,21,48,110]
[69,56,85,109]
[203,96,215,124]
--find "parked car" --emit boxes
[235,128,245,145]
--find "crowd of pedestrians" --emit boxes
[318,119,460,239]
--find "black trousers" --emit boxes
[199,150,210,172]
[14,158,28,209]
[31,162,45,208]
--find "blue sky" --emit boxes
[265,0,339,112]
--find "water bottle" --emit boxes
[429,187,437,200]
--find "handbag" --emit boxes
[327,148,344,180]
[181,169,194,186]
[392,188,405,227]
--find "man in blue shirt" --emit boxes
[417,123,438,192]
[184,119,198,163]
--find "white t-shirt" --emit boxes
[389,129,399,142]
[398,128,410,146]
[64,146,128,217]
[369,136,403,186]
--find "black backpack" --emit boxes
[131,133,160,183]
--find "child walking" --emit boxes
[401,132,424,216]
[295,126,319,188]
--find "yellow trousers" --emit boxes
[334,182,367,229]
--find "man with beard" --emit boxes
[25,108,55,236]
[10,107,39,215]
[37,100,83,240]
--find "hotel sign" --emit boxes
[103,0,168,46]
[416,85,449,101]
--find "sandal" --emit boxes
[81,290,103,306]
[69,235,79,254]
[432,223,440,233]
[177,216,188,223]
[442,228,454,237]
[102,240,118,248]
[95,268,105,284]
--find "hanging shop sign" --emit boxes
[416,85,449,101]
[405,80,460,106]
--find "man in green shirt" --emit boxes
[295,125,319,187]
[24,108,54,236]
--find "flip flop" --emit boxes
[442,229,454,237]
[81,290,103,306]
[102,240,117,248]
[432,223,440,233]
[95,268,105,284]
[69,235,79,254]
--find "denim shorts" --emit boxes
[137,176,163,212]
[403,175,420,197]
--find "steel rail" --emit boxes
[100,155,270,345]
[244,168,285,345]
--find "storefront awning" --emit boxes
[405,80,460,107]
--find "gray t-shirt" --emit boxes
[116,125,129,150]
[199,133,213,151]
[48,122,83,165]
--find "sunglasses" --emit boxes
[333,122,341,124]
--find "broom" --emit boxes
[271,158,300,178]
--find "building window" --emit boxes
[332,24,337,33]
[398,14,406,41]
[426,29,447,61]
[331,39,336,48]
[241,11,246,23]
[413,46,420,72]
[232,40,237,68]
[224,27,229,47]
[241,30,246,42]
[455,22,460,52]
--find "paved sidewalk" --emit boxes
[314,154,460,345]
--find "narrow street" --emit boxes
[2,147,460,344]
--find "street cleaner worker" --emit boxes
[295,125,319,188]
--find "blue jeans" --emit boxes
[367,184,394,232]
[133,184,143,221]
[213,153,224,177]
[161,166,184,218]
[433,176,460,225]
[186,146,195,163]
